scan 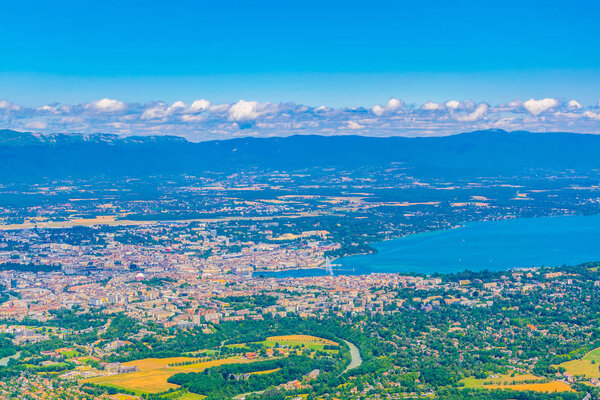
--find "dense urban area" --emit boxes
[2,166,600,399]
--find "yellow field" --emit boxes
[461,374,573,393]
[486,381,574,393]
[109,395,139,400]
[265,335,338,346]
[560,359,600,379]
[86,335,334,394]
[250,368,280,375]
[83,357,254,394]
[558,346,600,378]
[122,357,193,370]
[173,393,206,400]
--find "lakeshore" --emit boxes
[261,214,600,277]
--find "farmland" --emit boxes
[559,347,600,379]
[461,374,574,393]
[486,381,574,393]
[83,356,256,394]
[174,393,206,400]
[82,334,340,397]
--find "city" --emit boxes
[2,1,600,399]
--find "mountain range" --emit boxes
[1,129,599,181]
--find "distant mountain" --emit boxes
[1,129,599,181]
[0,129,187,146]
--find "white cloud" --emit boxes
[58,116,84,124]
[583,111,600,120]
[25,121,47,130]
[141,103,169,120]
[386,98,403,111]
[181,114,205,122]
[0,100,20,111]
[508,100,523,107]
[3,96,600,140]
[523,98,559,116]
[567,100,582,110]
[38,104,70,114]
[493,99,523,112]
[347,121,364,129]
[453,103,488,122]
[445,100,461,109]
[140,101,189,120]
[228,100,259,122]
[189,99,211,113]
[554,111,580,119]
[209,103,231,113]
[421,101,443,111]
[372,105,385,116]
[86,98,127,113]
[372,98,403,116]
[170,101,186,110]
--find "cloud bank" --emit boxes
[1,97,600,141]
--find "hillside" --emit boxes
[1,129,599,181]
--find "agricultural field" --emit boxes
[108,394,139,400]
[108,391,205,400]
[249,368,280,375]
[461,374,574,393]
[486,381,574,393]
[558,346,600,379]
[83,356,256,394]
[83,336,334,395]
[174,393,206,400]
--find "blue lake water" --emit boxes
[257,215,600,277]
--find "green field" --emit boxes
[175,393,206,400]
[160,389,206,400]
[224,343,250,349]
[57,350,79,358]
[257,335,338,351]
[559,346,600,378]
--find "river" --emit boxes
[0,351,20,367]
[342,340,362,373]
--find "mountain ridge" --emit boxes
[4,128,599,146]
[1,129,599,181]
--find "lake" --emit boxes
[257,214,600,277]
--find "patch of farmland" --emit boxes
[83,356,256,394]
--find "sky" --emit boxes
[1,0,600,140]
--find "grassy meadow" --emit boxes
[558,346,600,379]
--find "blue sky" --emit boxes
[1,1,600,138]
